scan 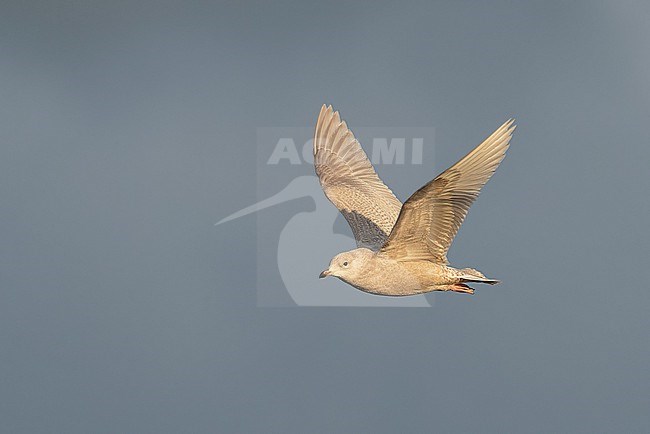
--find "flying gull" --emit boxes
[315,105,515,295]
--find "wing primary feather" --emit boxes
[380,119,515,263]
[313,105,403,251]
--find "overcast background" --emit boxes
[1,1,649,433]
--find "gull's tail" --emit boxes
[458,268,500,285]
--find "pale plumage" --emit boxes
[380,118,515,264]
[315,105,515,295]
[314,105,402,250]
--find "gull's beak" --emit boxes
[319,269,330,279]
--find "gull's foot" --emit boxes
[437,283,475,295]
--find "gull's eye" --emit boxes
[343,261,349,267]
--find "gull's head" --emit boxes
[319,248,373,281]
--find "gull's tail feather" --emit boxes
[458,268,500,285]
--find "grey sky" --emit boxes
[1,1,649,433]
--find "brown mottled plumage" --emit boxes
[314,105,515,295]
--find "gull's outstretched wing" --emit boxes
[380,119,516,263]
[314,105,402,250]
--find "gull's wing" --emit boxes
[380,119,516,263]
[314,105,402,251]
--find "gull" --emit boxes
[315,105,515,295]
[215,175,430,306]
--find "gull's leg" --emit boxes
[435,284,475,295]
